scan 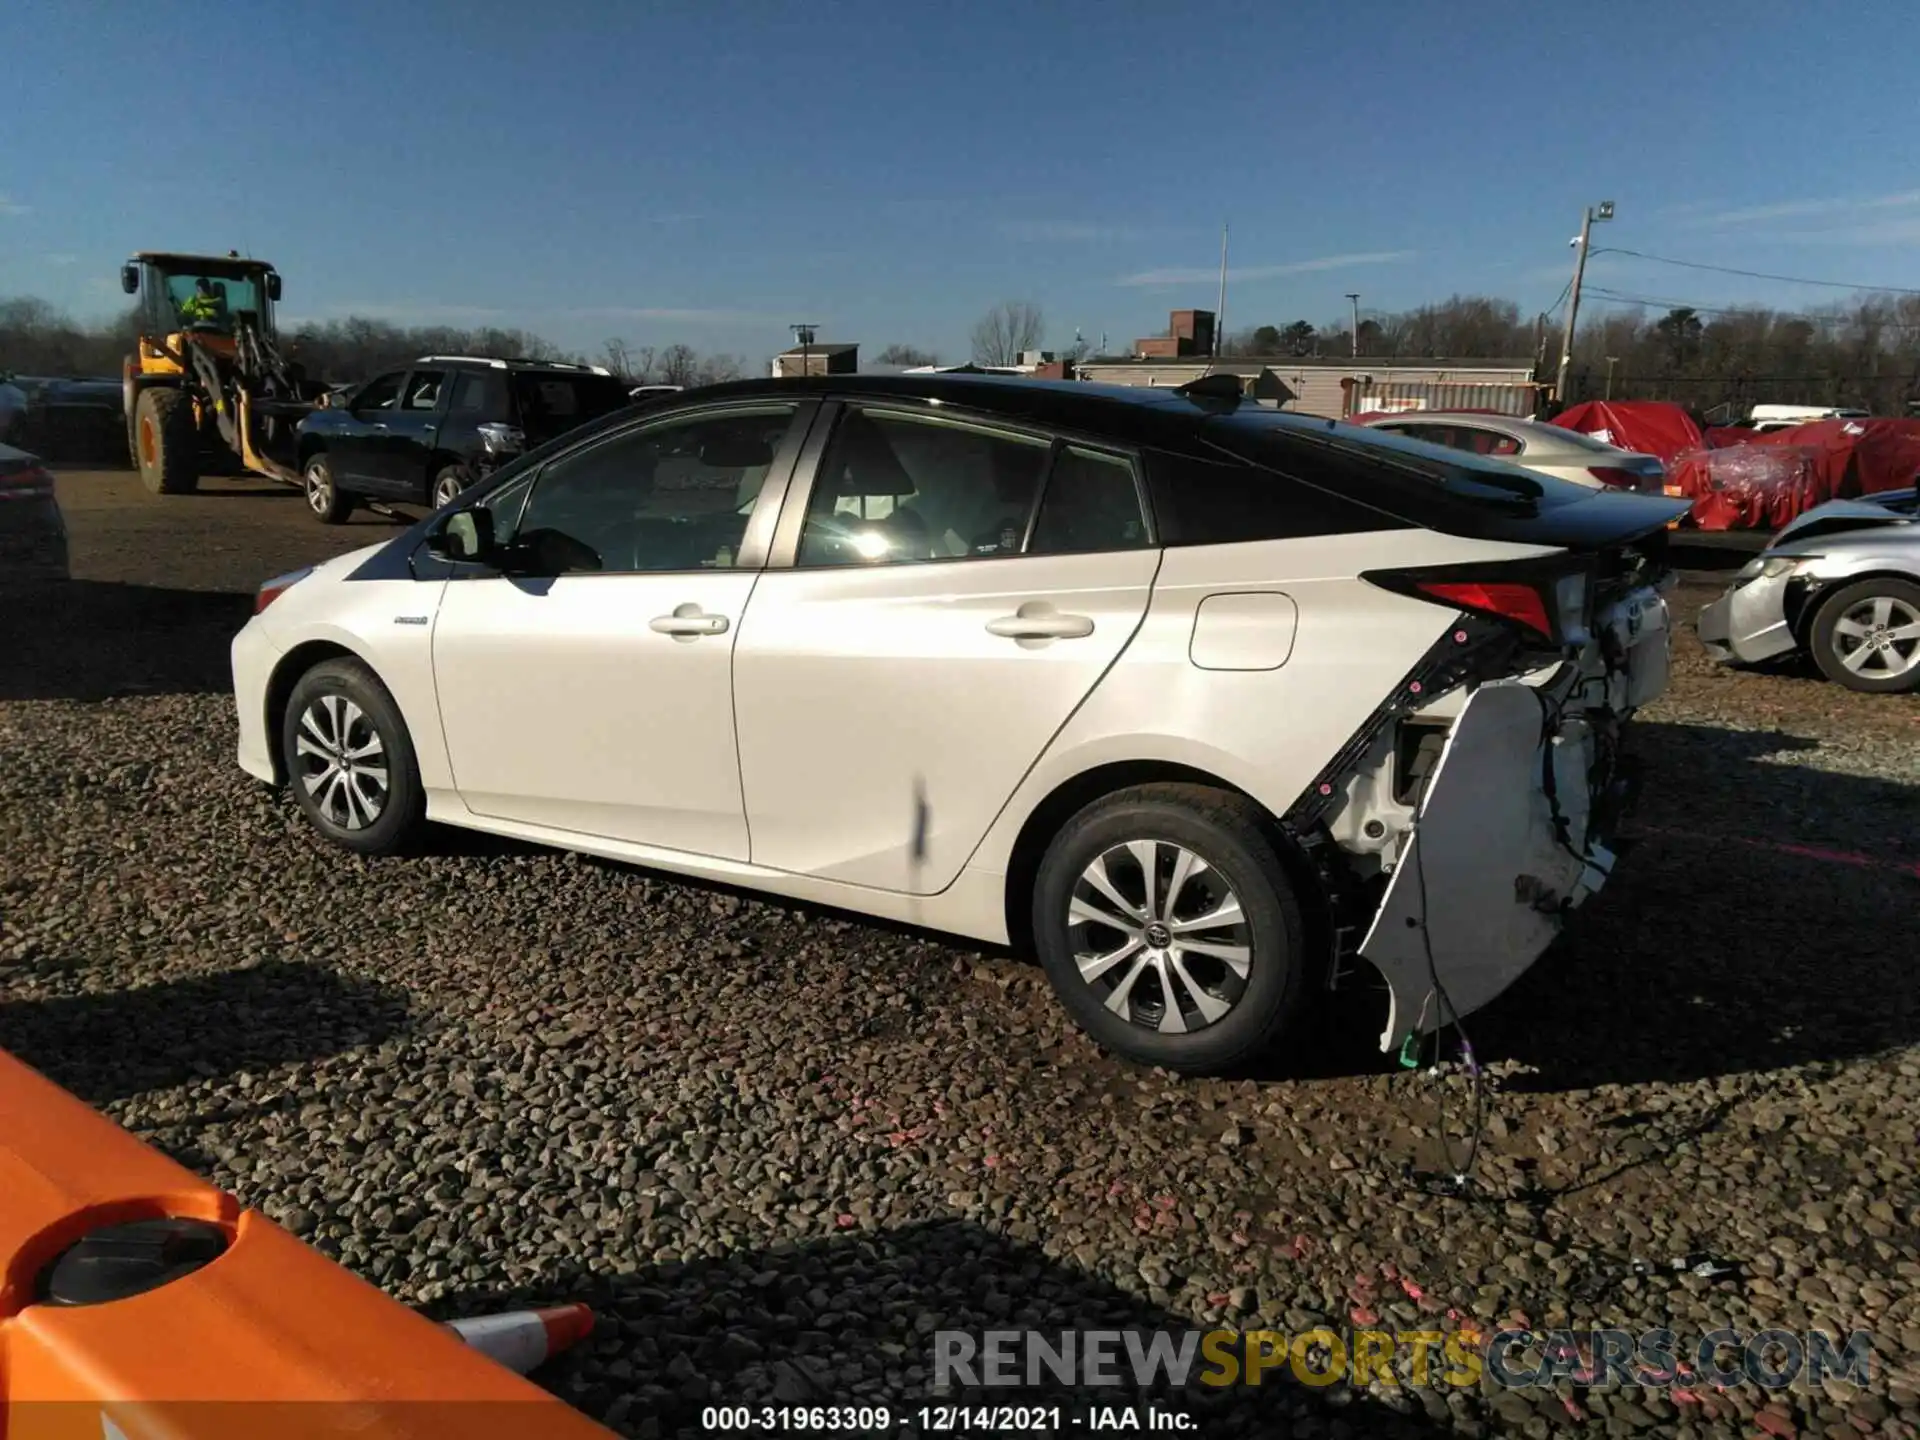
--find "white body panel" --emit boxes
[733,549,1159,893]
[431,571,761,858]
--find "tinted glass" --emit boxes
[510,372,634,441]
[355,373,404,411]
[506,405,797,574]
[1029,447,1149,555]
[450,372,494,415]
[796,409,1052,566]
[1145,450,1401,545]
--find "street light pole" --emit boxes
[1605,355,1619,399]
[1555,201,1613,406]
[1346,293,1360,357]
[790,323,817,379]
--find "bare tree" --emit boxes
[657,343,701,387]
[601,338,657,383]
[970,301,1045,366]
[876,343,938,367]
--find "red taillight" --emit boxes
[1413,581,1553,637]
[254,566,313,613]
[0,463,55,501]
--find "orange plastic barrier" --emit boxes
[0,1047,617,1440]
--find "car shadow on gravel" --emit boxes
[0,579,253,701]
[427,1218,1456,1439]
[1466,720,1920,1091]
[0,961,412,1106]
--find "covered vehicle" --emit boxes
[233,373,1683,1075]
[0,440,68,583]
[1550,399,1704,467]
[1664,418,1920,530]
[1696,487,1920,692]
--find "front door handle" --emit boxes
[986,610,1095,640]
[650,607,730,638]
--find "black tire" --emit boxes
[302,452,354,524]
[430,462,472,510]
[280,656,425,855]
[1809,576,1920,694]
[133,386,198,495]
[1031,783,1308,1075]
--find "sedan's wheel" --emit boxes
[1032,783,1306,1075]
[431,464,471,509]
[280,657,424,854]
[303,454,353,524]
[1811,578,1920,694]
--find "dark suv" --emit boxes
[293,356,633,523]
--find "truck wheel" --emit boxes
[303,453,354,524]
[134,387,199,495]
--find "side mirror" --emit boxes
[266,272,283,302]
[427,508,495,562]
[120,263,139,295]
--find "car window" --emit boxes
[795,408,1052,566]
[504,404,798,575]
[1447,425,1522,457]
[355,372,404,411]
[1145,450,1405,545]
[450,372,495,415]
[403,369,446,412]
[1028,447,1150,555]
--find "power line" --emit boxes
[1583,285,1920,330]
[1589,247,1920,298]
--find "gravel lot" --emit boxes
[4,468,1918,1439]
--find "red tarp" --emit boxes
[1550,401,1704,464]
[1665,418,1920,530]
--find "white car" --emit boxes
[1358,411,1670,494]
[232,375,1685,1074]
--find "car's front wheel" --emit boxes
[303,453,354,524]
[1032,784,1307,1075]
[280,656,424,854]
[1810,577,1920,693]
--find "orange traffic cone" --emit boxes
[444,1303,595,1375]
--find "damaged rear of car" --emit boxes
[1697,487,1920,693]
[1205,415,1686,1055]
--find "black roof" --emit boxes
[130,252,277,272]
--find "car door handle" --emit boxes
[986,611,1095,640]
[650,610,729,637]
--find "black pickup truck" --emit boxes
[293,356,632,523]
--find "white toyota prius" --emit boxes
[232,374,1684,1075]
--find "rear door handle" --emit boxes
[986,611,1094,640]
[650,608,729,637]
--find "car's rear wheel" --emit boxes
[431,463,471,510]
[1031,784,1307,1075]
[1810,578,1920,693]
[280,657,424,855]
[303,453,353,524]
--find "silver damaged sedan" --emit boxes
[1696,487,1920,693]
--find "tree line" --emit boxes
[0,295,745,390]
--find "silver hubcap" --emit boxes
[1067,840,1251,1034]
[295,694,388,830]
[1832,595,1920,679]
[305,462,331,515]
[434,474,463,507]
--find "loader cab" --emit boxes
[121,252,283,344]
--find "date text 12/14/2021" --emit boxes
[701,1404,1197,1432]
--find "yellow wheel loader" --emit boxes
[120,251,324,495]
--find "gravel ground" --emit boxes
[3,470,1918,1439]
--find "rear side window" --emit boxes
[450,372,497,415]
[1029,447,1150,555]
[1144,450,1403,546]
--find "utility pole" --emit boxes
[1345,294,1360,357]
[1605,355,1619,399]
[1555,201,1613,405]
[790,322,817,379]
[1215,222,1229,358]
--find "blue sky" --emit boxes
[5,0,1919,364]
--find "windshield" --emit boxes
[161,268,263,330]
